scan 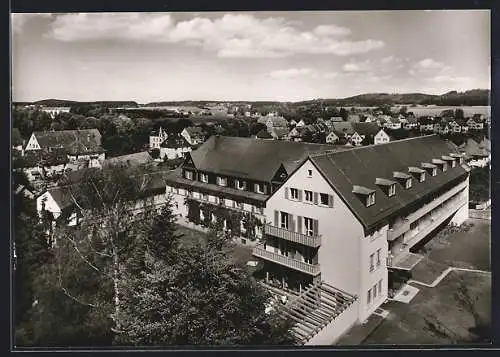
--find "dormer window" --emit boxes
[450,153,464,165]
[432,158,447,172]
[420,172,426,182]
[421,163,437,177]
[408,166,426,183]
[375,178,397,197]
[432,168,437,176]
[353,185,376,207]
[217,176,227,186]
[393,171,412,189]
[200,173,208,183]
[235,179,246,190]
[184,170,193,180]
[442,155,456,168]
[255,183,265,194]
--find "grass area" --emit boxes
[175,224,254,268]
[363,270,491,345]
[410,257,449,285]
[426,219,491,271]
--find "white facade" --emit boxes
[350,132,364,146]
[160,146,192,160]
[181,128,204,146]
[149,127,168,149]
[326,132,339,144]
[296,120,306,128]
[41,107,71,118]
[374,129,390,145]
[25,134,41,151]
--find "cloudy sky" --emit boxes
[11,11,490,103]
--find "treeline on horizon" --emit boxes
[13,89,490,108]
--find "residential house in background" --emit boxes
[330,117,344,123]
[347,114,361,123]
[270,127,291,140]
[402,117,418,130]
[296,120,306,128]
[160,134,193,160]
[103,151,153,168]
[289,119,297,127]
[349,122,381,146]
[467,117,485,131]
[331,122,355,142]
[149,127,168,149]
[40,107,72,118]
[374,129,391,145]
[181,126,207,146]
[256,129,274,140]
[418,117,434,133]
[258,115,289,132]
[326,131,340,144]
[24,129,105,167]
[384,117,402,130]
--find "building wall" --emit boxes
[160,147,192,160]
[264,160,364,298]
[36,191,62,219]
[305,299,360,345]
[25,134,41,151]
[374,130,389,145]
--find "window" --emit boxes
[378,280,382,296]
[366,193,376,207]
[307,169,313,177]
[304,217,314,236]
[305,190,313,203]
[376,249,381,267]
[442,163,447,172]
[451,160,456,168]
[369,253,375,272]
[373,284,377,299]
[202,193,209,201]
[388,184,396,197]
[255,183,265,194]
[406,178,412,189]
[367,289,372,304]
[420,172,426,182]
[236,179,246,190]
[217,176,227,186]
[459,157,463,165]
[280,212,289,229]
[320,193,330,206]
[200,173,208,183]
[184,170,193,180]
[290,188,299,200]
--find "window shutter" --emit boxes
[313,192,318,205]
[254,183,258,192]
[284,187,289,199]
[298,190,303,201]
[313,219,319,236]
[297,216,302,234]
[289,214,295,232]
[274,210,279,226]
[328,194,334,207]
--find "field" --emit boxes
[402,106,490,118]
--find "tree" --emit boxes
[454,108,465,120]
[339,108,348,121]
[249,122,267,136]
[115,215,296,346]
[150,148,160,160]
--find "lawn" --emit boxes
[410,257,449,285]
[417,218,491,271]
[363,270,491,345]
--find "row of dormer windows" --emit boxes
[354,153,464,207]
[184,170,267,194]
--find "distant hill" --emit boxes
[13,99,139,108]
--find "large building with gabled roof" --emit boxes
[164,134,470,344]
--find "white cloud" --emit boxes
[430,75,471,83]
[410,58,452,75]
[342,60,372,72]
[268,68,315,79]
[45,13,385,58]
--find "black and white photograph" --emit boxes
[11,10,492,348]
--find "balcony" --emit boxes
[265,224,322,248]
[387,220,410,241]
[253,244,321,276]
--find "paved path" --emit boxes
[409,267,491,288]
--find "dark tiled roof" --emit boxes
[163,169,269,205]
[331,122,355,135]
[352,122,380,137]
[104,151,152,167]
[309,135,468,232]
[184,126,205,136]
[32,129,103,155]
[256,129,273,139]
[188,135,343,182]
[161,134,191,149]
[47,186,75,210]
[273,127,290,138]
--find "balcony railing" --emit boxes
[264,224,322,248]
[253,244,321,276]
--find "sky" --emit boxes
[11,11,491,103]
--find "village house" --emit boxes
[331,122,355,141]
[384,117,402,130]
[256,129,274,140]
[434,120,451,135]
[418,117,434,133]
[40,106,72,118]
[330,117,344,123]
[349,123,381,146]
[149,127,168,149]
[374,129,391,145]
[164,134,469,344]
[325,131,340,145]
[160,134,193,160]
[402,117,418,130]
[24,129,105,167]
[181,126,207,146]
[296,119,306,128]
[270,127,291,140]
[258,115,289,132]
[467,117,485,131]
[289,119,297,127]
[103,151,153,168]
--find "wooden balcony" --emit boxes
[253,244,321,276]
[265,224,321,248]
